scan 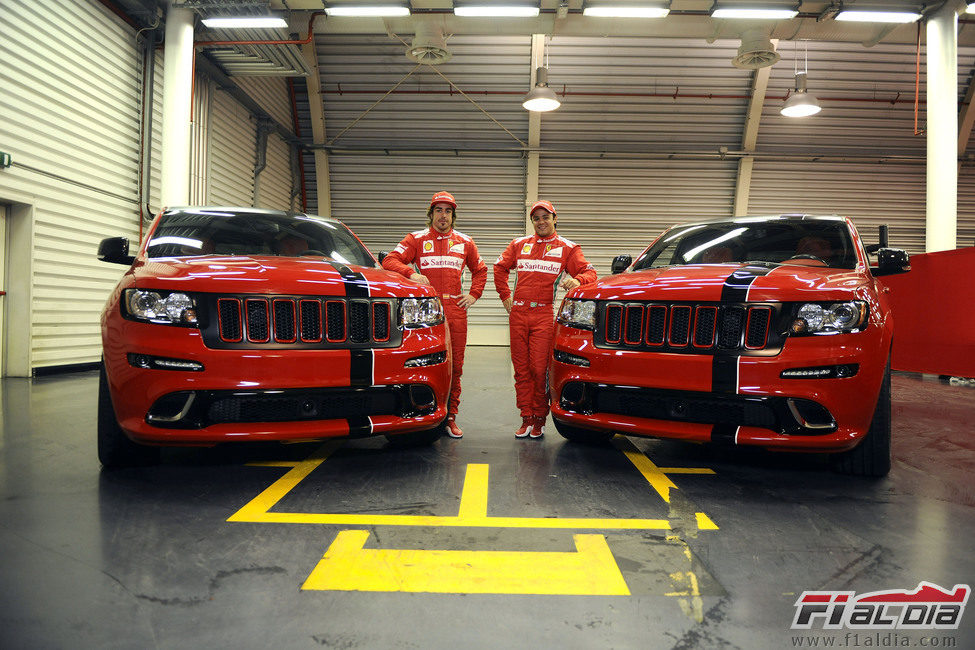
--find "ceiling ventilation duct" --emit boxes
[732,28,780,69]
[406,17,452,64]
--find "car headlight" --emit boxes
[122,289,198,326]
[557,299,597,330]
[790,301,867,335]
[400,297,444,328]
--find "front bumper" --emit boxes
[550,325,889,453]
[102,318,450,445]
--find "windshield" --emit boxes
[632,218,858,271]
[144,209,375,267]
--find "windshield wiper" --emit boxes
[741,260,780,268]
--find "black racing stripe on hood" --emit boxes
[720,265,772,303]
[712,266,774,394]
[329,262,370,298]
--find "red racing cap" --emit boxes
[430,191,457,209]
[529,199,557,217]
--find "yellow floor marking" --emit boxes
[695,512,719,530]
[227,443,336,523]
[456,463,489,518]
[301,530,631,595]
[622,449,681,503]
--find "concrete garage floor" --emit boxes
[1,347,973,649]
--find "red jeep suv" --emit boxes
[97,207,450,467]
[551,215,909,476]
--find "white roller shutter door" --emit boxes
[0,0,142,371]
[538,157,738,279]
[327,153,525,343]
[748,161,926,254]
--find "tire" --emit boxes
[553,418,614,445]
[98,363,159,468]
[385,420,446,447]
[830,357,891,477]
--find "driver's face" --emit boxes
[530,209,556,237]
[431,203,454,233]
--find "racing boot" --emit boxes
[514,416,533,439]
[529,416,545,439]
[446,415,463,439]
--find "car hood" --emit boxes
[128,256,436,299]
[576,263,871,303]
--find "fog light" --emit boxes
[780,364,859,379]
[553,349,590,367]
[404,351,447,368]
[128,353,204,371]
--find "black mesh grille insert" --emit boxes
[746,307,772,349]
[694,307,717,347]
[218,299,242,341]
[718,306,745,349]
[207,389,399,423]
[646,305,667,344]
[605,305,622,343]
[349,301,369,343]
[373,302,390,341]
[326,301,345,341]
[624,305,643,343]
[669,306,691,346]
[300,300,322,341]
[246,299,269,342]
[273,300,296,342]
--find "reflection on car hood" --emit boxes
[130,256,437,298]
[579,263,869,303]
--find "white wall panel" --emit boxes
[208,88,257,206]
[327,153,525,335]
[234,75,295,136]
[257,132,296,210]
[0,0,142,371]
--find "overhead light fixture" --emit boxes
[968,2,975,13]
[835,10,920,23]
[201,16,289,28]
[711,6,799,19]
[454,4,540,17]
[583,4,670,18]
[781,42,821,118]
[523,67,561,112]
[324,5,411,17]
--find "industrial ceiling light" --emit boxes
[835,9,920,22]
[711,4,799,19]
[454,4,541,17]
[201,16,288,28]
[324,4,411,17]
[968,2,975,13]
[523,67,561,112]
[781,42,821,118]
[583,1,670,17]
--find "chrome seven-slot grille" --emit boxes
[202,296,401,349]
[596,301,782,353]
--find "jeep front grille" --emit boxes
[202,296,402,349]
[597,302,781,354]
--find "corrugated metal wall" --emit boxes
[207,87,257,205]
[234,76,295,136]
[0,0,142,371]
[257,132,297,210]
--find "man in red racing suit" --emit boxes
[494,200,596,439]
[383,191,487,438]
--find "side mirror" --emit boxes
[873,248,910,276]
[611,254,632,274]
[376,251,388,264]
[97,237,135,265]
